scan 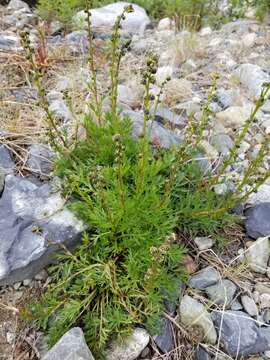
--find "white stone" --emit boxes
[7,0,30,12]
[179,295,217,344]
[200,27,212,36]
[194,237,214,251]
[216,106,250,128]
[157,17,173,31]
[260,293,270,309]
[156,66,174,85]
[234,63,270,99]
[241,295,258,317]
[105,328,149,360]
[242,33,256,48]
[246,237,270,274]
[74,2,151,35]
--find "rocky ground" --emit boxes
[1,0,270,359]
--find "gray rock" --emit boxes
[7,0,30,12]
[210,133,234,156]
[0,168,5,194]
[0,175,84,285]
[0,31,21,51]
[234,64,270,99]
[245,204,270,239]
[180,295,217,345]
[206,280,237,307]
[216,106,250,128]
[74,2,151,35]
[241,295,258,317]
[212,310,270,357]
[196,346,212,360]
[47,91,73,123]
[154,318,174,354]
[216,88,234,109]
[246,237,270,274]
[0,145,15,174]
[4,7,37,29]
[230,299,243,311]
[189,267,220,290]
[42,327,94,360]
[126,110,183,149]
[151,106,185,127]
[105,328,149,360]
[26,144,53,177]
[65,31,89,54]
[194,237,214,251]
[248,185,270,205]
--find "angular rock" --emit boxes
[245,204,270,239]
[0,31,21,51]
[206,280,237,307]
[189,267,220,290]
[0,145,15,174]
[216,106,250,128]
[47,91,73,123]
[154,317,174,354]
[248,185,270,205]
[234,64,270,99]
[216,88,235,109]
[151,106,185,127]
[194,237,214,251]
[42,327,94,360]
[7,0,30,12]
[64,31,89,54]
[0,168,5,194]
[210,133,234,155]
[180,295,217,345]
[246,237,270,274]
[212,310,270,357]
[74,2,151,35]
[105,328,149,360]
[241,295,258,317]
[126,110,183,149]
[196,346,212,360]
[0,175,84,285]
[255,283,270,296]
[26,144,53,177]
[260,294,270,309]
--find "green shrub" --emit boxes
[21,4,270,358]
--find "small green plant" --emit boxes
[21,2,270,359]
[37,0,85,31]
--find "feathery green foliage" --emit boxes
[21,2,270,358]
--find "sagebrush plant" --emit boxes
[21,2,270,358]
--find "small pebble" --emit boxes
[194,237,214,251]
[241,294,258,317]
[35,269,48,281]
[13,282,21,291]
[23,279,32,287]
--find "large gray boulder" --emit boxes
[0,175,84,285]
[212,310,270,357]
[42,328,94,360]
[74,2,151,35]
